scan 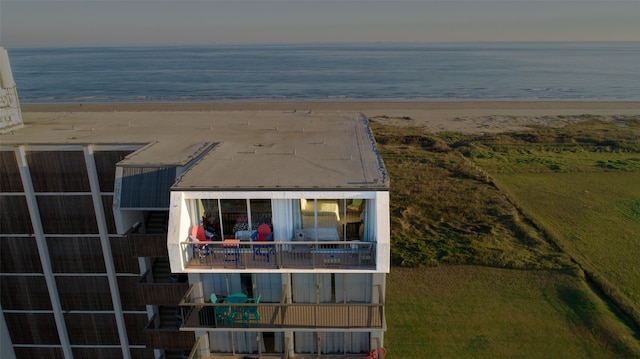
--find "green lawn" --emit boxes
[385,266,640,359]
[494,172,640,307]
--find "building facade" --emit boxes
[1,104,389,358]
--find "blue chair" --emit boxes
[223,239,240,267]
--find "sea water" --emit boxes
[8,42,640,103]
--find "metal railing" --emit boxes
[178,285,385,331]
[180,240,377,270]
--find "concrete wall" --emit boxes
[0,47,23,133]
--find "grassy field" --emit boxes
[495,172,640,307]
[386,266,639,359]
[371,116,640,358]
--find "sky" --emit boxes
[1,0,639,47]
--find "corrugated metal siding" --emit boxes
[120,167,176,209]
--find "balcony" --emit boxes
[184,331,385,359]
[180,240,377,271]
[129,232,169,257]
[178,285,385,332]
[144,311,195,350]
[137,260,189,305]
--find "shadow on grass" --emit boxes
[557,285,640,357]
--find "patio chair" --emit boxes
[253,224,274,262]
[364,347,387,359]
[245,293,261,323]
[189,225,213,262]
[223,239,240,267]
[210,293,231,325]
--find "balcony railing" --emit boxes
[127,222,169,258]
[178,285,385,331]
[137,269,190,305]
[180,240,376,270]
[144,312,196,350]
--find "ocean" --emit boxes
[8,42,640,103]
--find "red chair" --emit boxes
[254,224,274,262]
[189,225,212,262]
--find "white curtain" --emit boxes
[295,332,316,354]
[210,332,265,354]
[272,199,301,241]
[363,199,376,242]
[319,274,332,303]
[273,332,284,353]
[186,198,204,226]
[292,274,332,303]
[292,273,315,303]
[321,332,344,354]
[335,273,372,303]
[203,273,241,298]
[235,331,264,353]
[210,332,233,353]
[255,273,282,303]
[346,332,370,354]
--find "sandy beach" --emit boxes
[20,101,640,134]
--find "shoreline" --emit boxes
[20,101,640,134]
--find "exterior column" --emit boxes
[15,146,74,359]
[83,145,131,359]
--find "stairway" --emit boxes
[146,210,169,233]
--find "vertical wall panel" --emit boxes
[0,276,52,310]
[4,313,61,344]
[47,237,106,273]
[56,276,114,311]
[94,151,132,192]
[124,313,149,345]
[130,348,155,359]
[0,151,24,192]
[27,151,90,192]
[0,237,42,272]
[72,347,124,359]
[118,276,145,311]
[102,195,117,234]
[0,196,33,234]
[14,347,65,359]
[110,236,140,274]
[65,313,120,345]
[37,195,98,234]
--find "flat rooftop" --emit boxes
[2,110,388,191]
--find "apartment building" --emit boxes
[1,48,389,359]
